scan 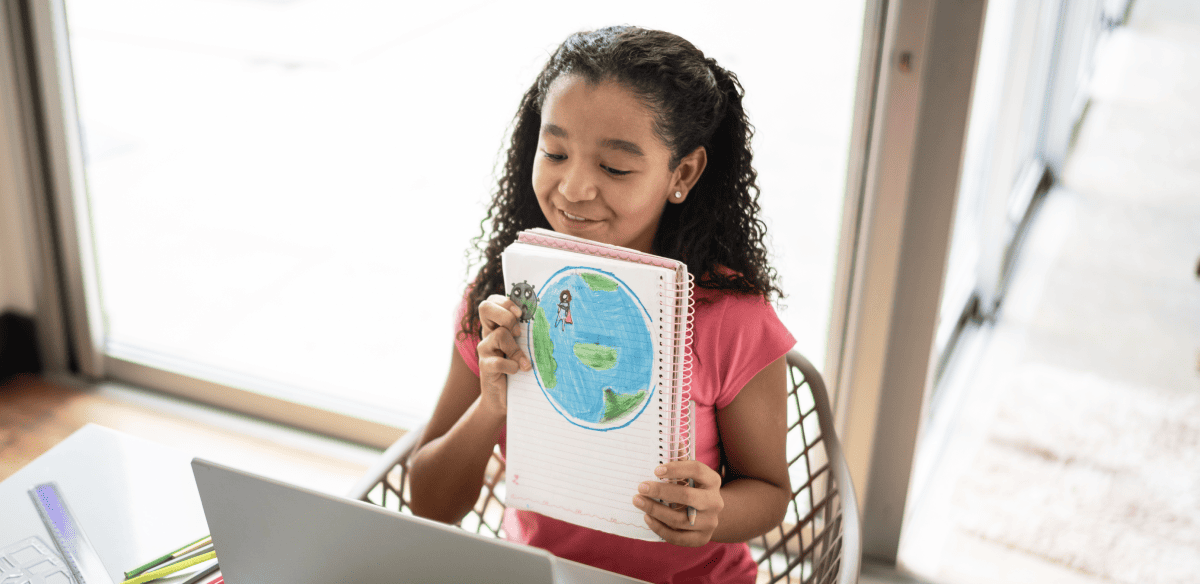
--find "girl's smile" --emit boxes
[532,75,704,253]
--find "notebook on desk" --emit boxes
[191,459,645,584]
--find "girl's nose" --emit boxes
[559,166,598,202]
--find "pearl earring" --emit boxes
[674,192,682,199]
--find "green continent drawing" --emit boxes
[573,343,618,371]
[602,388,647,422]
[581,273,619,292]
[531,306,557,388]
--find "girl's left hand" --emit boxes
[634,461,724,547]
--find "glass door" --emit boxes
[934,0,1063,375]
[931,0,1107,392]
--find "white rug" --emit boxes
[953,363,1200,584]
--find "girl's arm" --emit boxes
[409,296,530,524]
[636,355,790,545]
[407,347,503,523]
[710,354,791,542]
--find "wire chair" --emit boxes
[749,351,861,584]
[347,350,860,583]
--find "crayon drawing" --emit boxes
[526,267,654,430]
[509,280,538,323]
[554,289,574,331]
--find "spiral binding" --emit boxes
[657,270,695,467]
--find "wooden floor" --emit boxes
[0,374,380,495]
[1,374,91,480]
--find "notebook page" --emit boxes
[502,242,679,540]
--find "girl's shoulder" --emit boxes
[692,286,789,338]
[691,265,782,323]
[690,282,795,407]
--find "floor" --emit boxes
[0,373,380,496]
[890,1,1200,583]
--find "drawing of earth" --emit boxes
[526,267,655,430]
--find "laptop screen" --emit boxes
[192,458,557,584]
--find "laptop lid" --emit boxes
[192,458,557,584]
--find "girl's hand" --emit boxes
[634,461,724,547]
[476,295,532,418]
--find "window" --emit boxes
[51,0,868,441]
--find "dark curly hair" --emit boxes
[460,25,781,339]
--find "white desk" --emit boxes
[2,424,645,584]
[0,424,211,583]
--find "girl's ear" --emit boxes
[670,146,707,204]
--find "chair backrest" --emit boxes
[350,421,508,538]
[750,351,861,584]
[348,350,860,583]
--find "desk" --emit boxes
[3,424,645,584]
[0,424,211,583]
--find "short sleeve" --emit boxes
[454,292,481,377]
[694,292,796,409]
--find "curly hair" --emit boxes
[460,25,782,339]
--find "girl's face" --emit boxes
[532,75,704,254]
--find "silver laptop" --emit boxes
[192,459,644,584]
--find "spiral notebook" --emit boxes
[501,228,694,541]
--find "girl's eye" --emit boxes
[542,150,566,162]
[602,165,631,176]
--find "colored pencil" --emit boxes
[120,551,216,584]
[179,562,219,584]
[175,536,213,557]
[124,534,210,579]
[161,545,215,570]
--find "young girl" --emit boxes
[409,26,794,584]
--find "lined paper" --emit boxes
[502,242,682,541]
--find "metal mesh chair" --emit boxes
[749,351,861,584]
[347,350,860,583]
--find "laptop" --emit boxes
[192,459,645,584]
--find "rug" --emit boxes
[952,363,1200,584]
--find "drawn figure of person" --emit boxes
[554,289,573,331]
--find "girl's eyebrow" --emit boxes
[542,123,645,157]
[599,138,644,157]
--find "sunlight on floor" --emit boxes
[895,1,1200,582]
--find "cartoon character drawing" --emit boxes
[554,289,573,331]
[509,281,538,323]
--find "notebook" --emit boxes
[501,228,695,541]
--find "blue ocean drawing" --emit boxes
[526,267,655,430]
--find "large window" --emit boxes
[59,0,868,436]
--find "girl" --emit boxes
[409,26,794,584]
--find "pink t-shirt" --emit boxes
[454,286,795,584]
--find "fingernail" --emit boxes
[523,359,531,371]
[633,496,645,509]
[655,465,667,476]
[638,482,649,494]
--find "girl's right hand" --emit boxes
[476,295,532,418]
